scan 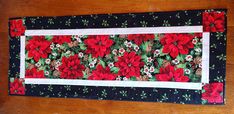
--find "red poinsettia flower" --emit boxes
[155,65,189,82]
[25,68,45,78]
[52,35,72,44]
[10,78,25,95]
[128,34,155,45]
[160,33,194,58]
[84,35,113,58]
[26,36,51,62]
[203,11,225,32]
[202,83,224,103]
[88,64,116,80]
[115,52,143,78]
[10,19,26,37]
[59,55,85,79]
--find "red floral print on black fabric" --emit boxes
[128,34,154,46]
[88,64,117,80]
[202,83,224,103]
[26,36,51,62]
[115,52,144,78]
[155,64,189,82]
[10,78,25,95]
[24,33,202,82]
[25,68,45,78]
[84,35,114,58]
[160,33,194,58]
[203,11,225,32]
[10,19,26,37]
[59,55,85,79]
[52,35,72,44]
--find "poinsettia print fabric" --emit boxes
[202,83,224,103]
[9,19,26,37]
[26,36,51,62]
[24,33,202,82]
[203,11,225,32]
[9,78,25,95]
[8,9,227,105]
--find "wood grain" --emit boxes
[0,0,234,114]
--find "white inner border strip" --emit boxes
[201,32,210,83]
[20,36,25,78]
[21,26,209,90]
[25,26,203,36]
[25,79,202,90]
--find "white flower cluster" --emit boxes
[55,61,61,70]
[78,52,83,58]
[154,49,160,56]
[73,35,83,43]
[89,59,97,68]
[172,59,179,65]
[185,55,193,61]
[124,41,140,52]
[108,62,114,68]
[143,65,155,78]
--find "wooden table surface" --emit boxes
[0,0,234,114]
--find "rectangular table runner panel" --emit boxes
[8,9,227,105]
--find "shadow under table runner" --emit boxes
[8,9,227,105]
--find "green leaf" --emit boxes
[60,45,65,50]
[99,59,105,67]
[39,59,45,65]
[61,53,66,58]
[202,89,206,93]
[189,74,201,82]
[10,78,15,82]
[154,68,159,73]
[63,44,69,50]
[49,54,52,59]
[149,77,156,81]
[25,52,30,60]
[111,67,119,73]
[156,58,163,67]
[38,66,46,71]
[130,77,136,81]
[177,63,186,68]
[88,54,92,62]
[45,35,53,41]
[70,52,75,56]
[25,63,28,69]
[141,41,149,52]
[52,55,57,59]
[153,41,162,48]
[30,59,35,64]
[141,54,147,62]
[165,55,171,61]
[159,48,166,56]
[154,34,159,40]
[79,44,86,50]
[83,35,88,38]
[176,55,184,61]
[190,50,195,55]
[82,71,88,79]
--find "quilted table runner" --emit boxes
[8,9,227,105]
